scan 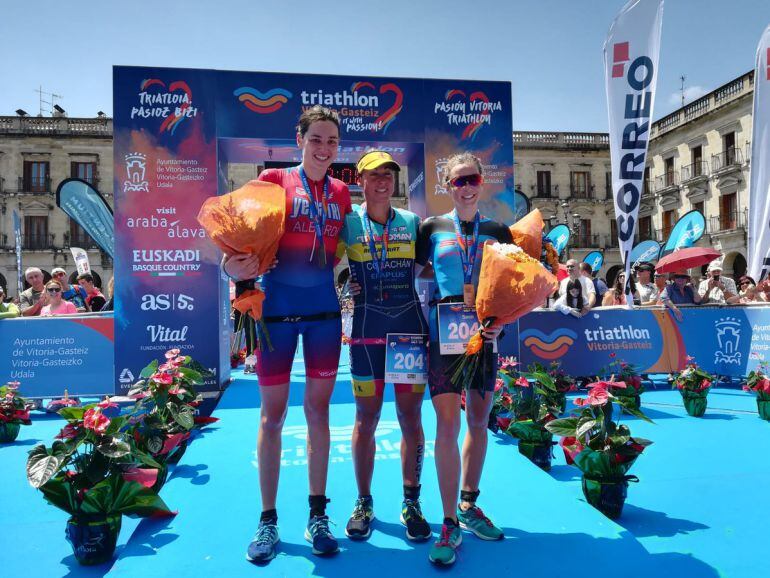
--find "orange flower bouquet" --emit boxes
[448,242,558,394]
[197,180,286,350]
[509,209,545,259]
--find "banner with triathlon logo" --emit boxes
[113,66,513,390]
[604,0,663,302]
[748,25,770,281]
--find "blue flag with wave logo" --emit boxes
[629,240,661,267]
[545,224,570,256]
[583,251,604,273]
[660,210,706,257]
[56,178,114,258]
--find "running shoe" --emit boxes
[457,504,504,540]
[245,520,279,563]
[428,521,462,565]
[400,498,431,541]
[345,496,374,540]
[305,514,339,556]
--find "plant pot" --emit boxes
[0,422,21,443]
[581,475,637,519]
[757,398,770,421]
[65,513,122,565]
[518,440,555,471]
[165,439,188,465]
[151,462,169,493]
[681,390,708,417]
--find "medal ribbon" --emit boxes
[451,209,480,285]
[362,204,394,283]
[298,166,329,261]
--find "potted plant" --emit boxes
[26,401,172,565]
[671,356,713,417]
[530,361,576,415]
[604,354,644,411]
[485,356,518,433]
[0,381,32,443]
[128,349,213,474]
[546,380,653,518]
[502,365,564,471]
[744,362,770,421]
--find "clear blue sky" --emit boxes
[1,0,768,131]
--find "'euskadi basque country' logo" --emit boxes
[521,328,577,360]
[234,87,293,114]
[435,89,502,141]
[132,79,197,134]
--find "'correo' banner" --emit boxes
[748,25,770,281]
[604,0,663,303]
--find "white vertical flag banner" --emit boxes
[748,25,770,281]
[70,247,91,276]
[604,0,664,303]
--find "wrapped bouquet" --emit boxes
[198,180,285,350]
[447,242,558,393]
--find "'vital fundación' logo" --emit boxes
[521,328,577,360]
[714,317,741,365]
[133,79,197,135]
[234,87,293,114]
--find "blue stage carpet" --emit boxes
[1,348,768,577]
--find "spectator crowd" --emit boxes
[0,267,114,319]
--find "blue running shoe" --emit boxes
[304,515,339,556]
[246,521,279,563]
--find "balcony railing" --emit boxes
[570,185,593,199]
[711,147,743,172]
[708,209,748,234]
[572,234,602,248]
[681,161,709,182]
[17,176,52,193]
[23,233,55,250]
[0,116,112,137]
[65,233,101,250]
[513,131,609,149]
[654,171,680,191]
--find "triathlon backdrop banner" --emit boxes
[113,66,514,390]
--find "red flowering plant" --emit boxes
[671,356,714,417]
[502,365,566,470]
[545,379,653,518]
[482,356,519,433]
[0,381,33,443]
[529,362,576,415]
[26,399,172,516]
[744,362,770,420]
[602,354,645,410]
[127,349,217,466]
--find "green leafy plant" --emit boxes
[0,382,32,442]
[26,400,171,517]
[744,362,770,420]
[671,356,714,417]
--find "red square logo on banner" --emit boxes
[612,64,625,78]
[614,42,630,63]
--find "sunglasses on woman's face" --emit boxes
[449,174,483,188]
[740,281,751,286]
[47,288,61,293]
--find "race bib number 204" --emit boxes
[384,333,428,384]
[437,303,496,355]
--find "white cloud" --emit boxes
[668,86,708,107]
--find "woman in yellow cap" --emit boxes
[337,150,432,544]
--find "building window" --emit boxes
[664,157,676,187]
[578,219,592,246]
[570,171,591,198]
[662,209,677,240]
[692,145,703,177]
[23,161,50,192]
[71,161,97,184]
[610,218,617,241]
[724,132,736,165]
[69,219,95,248]
[692,201,704,215]
[720,193,737,230]
[536,170,551,197]
[643,167,651,196]
[24,216,49,249]
[605,171,612,197]
[638,215,653,241]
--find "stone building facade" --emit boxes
[0,115,113,297]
